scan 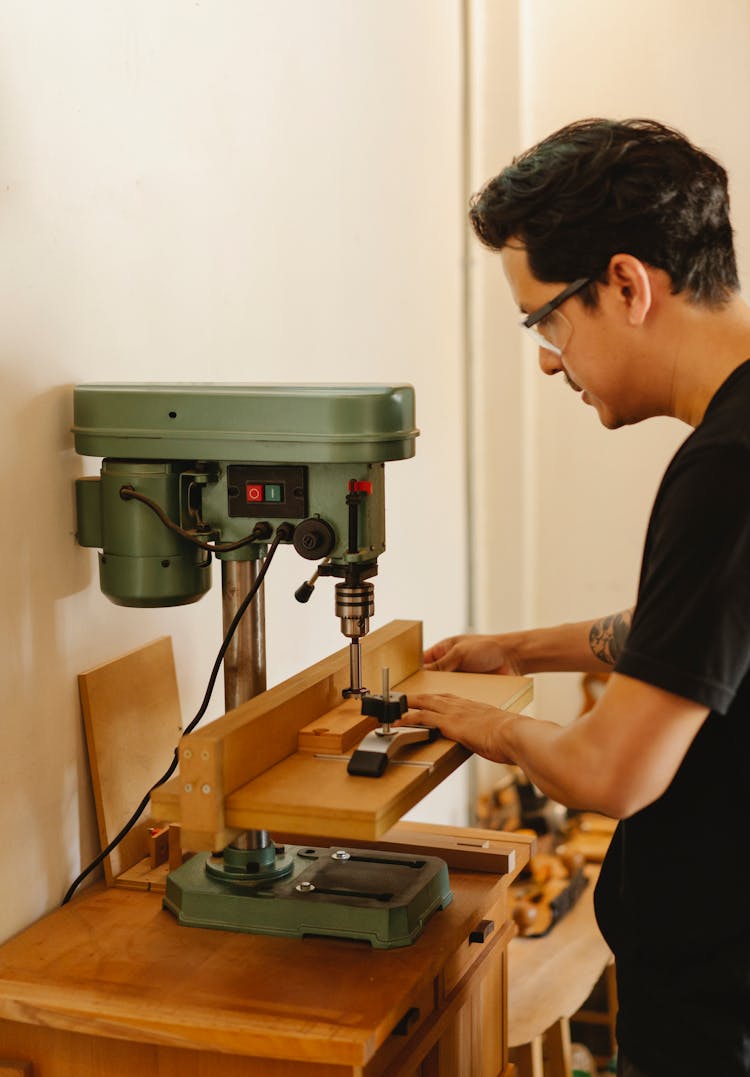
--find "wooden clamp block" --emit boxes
[148,825,170,868]
[168,823,185,871]
[297,698,376,753]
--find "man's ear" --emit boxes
[607,254,652,326]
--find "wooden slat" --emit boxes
[392,821,536,859]
[78,637,183,883]
[387,821,535,874]
[294,828,518,875]
[113,857,170,893]
[273,822,530,876]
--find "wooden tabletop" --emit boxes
[0,868,515,1069]
[507,865,611,1047]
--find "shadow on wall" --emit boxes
[0,376,99,925]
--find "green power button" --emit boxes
[265,484,283,502]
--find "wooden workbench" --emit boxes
[0,830,531,1076]
[0,625,535,1073]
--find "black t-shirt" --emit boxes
[595,359,750,1076]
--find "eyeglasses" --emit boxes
[520,277,591,356]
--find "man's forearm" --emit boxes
[491,664,708,818]
[501,608,633,675]
[494,711,599,810]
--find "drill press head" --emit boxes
[73,383,418,686]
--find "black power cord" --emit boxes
[119,485,272,553]
[61,522,293,906]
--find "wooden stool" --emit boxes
[508,866,613,1077]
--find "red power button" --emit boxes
[246,483,264,503]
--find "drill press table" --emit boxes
[146,621,532,852]
[0,829,532,1076]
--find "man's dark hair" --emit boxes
[469,118,738,307]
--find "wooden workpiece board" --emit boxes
[151,655,532,844]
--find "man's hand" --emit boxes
[424,634,523,675]
[404,692,515,764]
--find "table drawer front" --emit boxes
[368,980,436,1075]
[443,893,508,996]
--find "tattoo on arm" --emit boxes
[589,609,633,666]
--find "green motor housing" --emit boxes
[76,460,213,607]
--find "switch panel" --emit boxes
[227,465,307,519]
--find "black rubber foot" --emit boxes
[347,750,389,777]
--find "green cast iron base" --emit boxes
[163,844,453,949]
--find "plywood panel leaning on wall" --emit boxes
[78,637,183,884]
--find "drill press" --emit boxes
[73,383,452,947]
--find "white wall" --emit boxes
[0,1,468,943]
[468,1,750,775]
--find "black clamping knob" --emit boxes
[361,691,408,725]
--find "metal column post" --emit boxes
[221,559,267,710]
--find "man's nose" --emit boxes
[538,345,563,376]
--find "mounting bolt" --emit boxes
[184,783,193,793]
[183,749,192,759]
[201,750,210,760]
[201,784,211,794]
[295,881,316,893]
[332,850,351,861]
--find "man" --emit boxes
[405,120,750,1077]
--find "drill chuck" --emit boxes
[335,581,374,639]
